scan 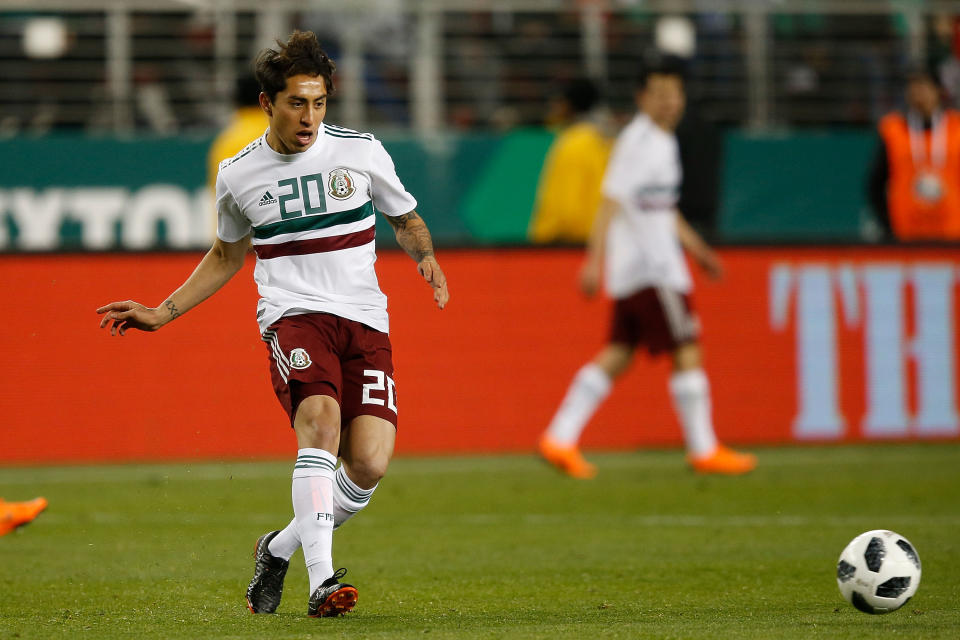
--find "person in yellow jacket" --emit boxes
[868,67,960,241]
[528,78,612,244]
[208,75,270,193]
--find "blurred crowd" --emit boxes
[7,8,960,134]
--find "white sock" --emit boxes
[292,448,337,594]
[545,363,612,446]
[669,369,718,458]
[333,465,377,529]
[267,518,300,561]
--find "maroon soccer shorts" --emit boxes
[609,286,701,355]
[261,312,398,428]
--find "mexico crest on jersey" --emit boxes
[328,168,356,200]
[289,348,312,370]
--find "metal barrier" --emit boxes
[0,1,953,134]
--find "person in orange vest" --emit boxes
[869,67,960,240]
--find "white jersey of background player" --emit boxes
[539,59,756,478]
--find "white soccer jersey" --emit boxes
[216,123,417,334]
[600,113,692,298]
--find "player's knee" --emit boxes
[347,455,389,489]
[294,395,341,448]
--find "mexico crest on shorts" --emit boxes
[288,348,312,370]
[327,168,356,200]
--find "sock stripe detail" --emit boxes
[294,458,336,472]
[335,470,373,502]
[295,461,336,468]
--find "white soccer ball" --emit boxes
[837,529,921,614]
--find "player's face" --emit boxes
[261,74,328,154]
[638,75,685,131]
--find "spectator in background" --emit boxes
[528,78,611,244]
[207,74,269,191]
[869,66,960,240]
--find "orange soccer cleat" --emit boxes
[0,497,49,536]
[538,435,597,479]
[688,445,756,475]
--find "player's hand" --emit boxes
[417,256,449,309]
[579,260,601,297]
[96,300,163,336]
[697,249,724,280]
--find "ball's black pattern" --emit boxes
[864,537,885,572]
[836,560,856,583]
[850,591,878,614]
[876,576,912,598]
[896,539,921,570]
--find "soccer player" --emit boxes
[97,31,449,617]
[538,59,755,479]
[0,497,47,536]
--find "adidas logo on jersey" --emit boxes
[258,191,277,206]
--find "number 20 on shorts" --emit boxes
[362,369,397,413]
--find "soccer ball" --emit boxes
[836,529,921,614]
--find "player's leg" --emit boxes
[334,415,396,528]
[540,294,640,478]
[292,394,358,617]
[668,341,717,458]
[291,393,342,591]
[666,326,756,475]
[540,344,633,478]
[248,314,346,615]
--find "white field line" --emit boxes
[31,511,960,528]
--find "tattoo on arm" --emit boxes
[164,300,181,320]
[387,211,436,262]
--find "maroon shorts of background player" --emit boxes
[261,312,398,428]
[609,286,701,355]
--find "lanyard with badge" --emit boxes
[908,110,947,202]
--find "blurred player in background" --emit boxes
[868,65,960,240]
[538,59,756,479]
[98,31,449,618]
[0,497,47,536]
[528,77,611,243]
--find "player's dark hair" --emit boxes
[636,54,687,90]
[254,30,336,101]
[563,77,601,114]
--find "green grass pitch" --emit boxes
[1,443,958,639]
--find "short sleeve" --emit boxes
[368,139,418,216]
[216,170,251,242]
[601,131,634,203]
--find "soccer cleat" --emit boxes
[246,530,290,614]
[307,568,358,618]
[0,497,48,536]
[688,444,756,475]
[538,435,597,479]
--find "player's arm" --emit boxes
[675,211,722,279]
[97,235,250,336]
[385,210,449,309]
[580,197,619,296]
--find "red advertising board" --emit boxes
[1,247,957,464]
